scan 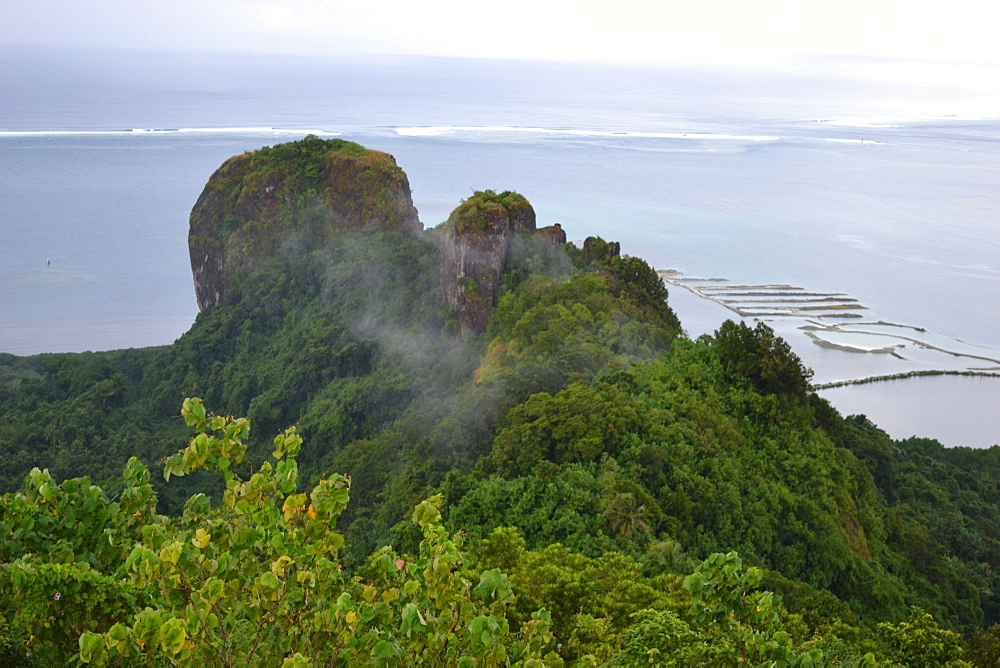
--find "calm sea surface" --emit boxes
[2,47,998,446]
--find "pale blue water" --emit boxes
[2,46,998,446]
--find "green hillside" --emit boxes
[1,137,998,665]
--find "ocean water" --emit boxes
[2,46,998,446]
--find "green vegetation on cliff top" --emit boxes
[190,135,418,309]
[445,190,534,235]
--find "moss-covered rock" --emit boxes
[189,136,420,310]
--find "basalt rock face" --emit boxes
[439,191,536,337]
[189,136,420,310]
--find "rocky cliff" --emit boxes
[189,136,420,310]
[188,140,573,338]
[438,191,540,337]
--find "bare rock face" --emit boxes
[439,191,536,337]
[189,136,420,310]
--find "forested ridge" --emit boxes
[2,137,999,665]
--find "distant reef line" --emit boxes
[814,369,1000,390]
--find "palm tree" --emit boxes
[602,492,651,539]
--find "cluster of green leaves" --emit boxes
[0,449,156,663]
[876,607,971,667]
[2,400,560,666]
[607,551,835,666]
[474,526,679,661]
[713,320,814,396]
[474,530,879,664]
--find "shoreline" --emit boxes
[659,267,1000,391]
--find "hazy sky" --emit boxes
[5,0,1000,68]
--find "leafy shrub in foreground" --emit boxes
[2,399,558,666]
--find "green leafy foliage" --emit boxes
[2,401,560,666]
[603,551,840,666]
[713,320,813,396]
[877,607,972,667]
[486,382,640,476]
[2,139,999,664]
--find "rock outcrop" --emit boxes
[439,191,536,337]
[188,139,571,337]
[583,236,620,259]
[537,223,567,249]
[189,136,420,310]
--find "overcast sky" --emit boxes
[5,0,1000,68]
